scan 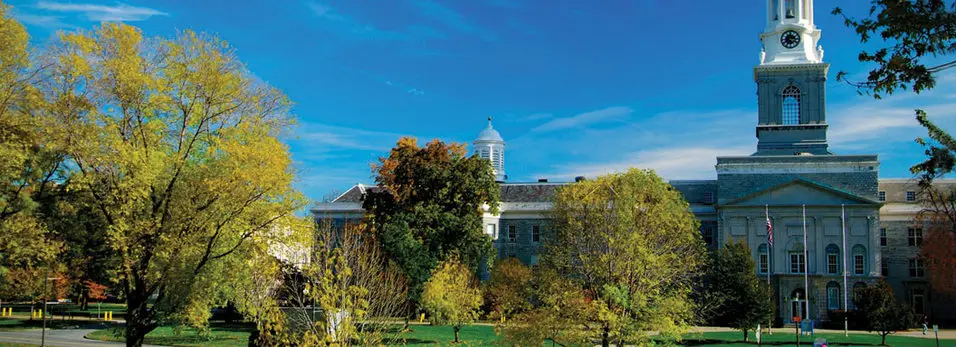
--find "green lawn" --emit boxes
[0,317,87,331]
[389,324,498,346]
[681,330,956,347]
[84,324,956,346]
[87,324,254,347]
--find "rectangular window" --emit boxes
[532,225,540,243]
[908,228,923,246]
[906,191,916,202]
[486,224,497,239]
[827,287,840,310]
[703,226,714,245]
[827,254,838,274]
[910,258,925,277]
[702,192,714,204]
[880,228,887,246]
[878,191,886,202]
[854,254,865,275]
[508,225,516,243]
[759,253,769,274]
[790,253,805,274]
[881,261,889,276]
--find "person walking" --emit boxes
[922,315,928,335]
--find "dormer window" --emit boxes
[785,0,795,18]
[782,85,801,125]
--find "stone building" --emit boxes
[313,0,954,325]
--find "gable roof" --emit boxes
[720,178,881,207]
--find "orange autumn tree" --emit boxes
[921,228,956,297]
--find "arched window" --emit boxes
[826,281,841,310]
[782,85,801,125]
[773,0,780,20]
[853,245,866,275]
[826,244,840,274]
[785,0,796,18]
[758,244,769,274]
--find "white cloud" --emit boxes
[14,13,74,28]
[531,106,633,133]
[539,146,753,182]
[295,122,410,152]
[36,1,168,22]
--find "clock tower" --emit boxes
[754,0,830,155]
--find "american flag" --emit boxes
[766,216,774,247]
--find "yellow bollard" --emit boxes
[38,309,42,319]
[419,313,425,323]
[107,311,112,321]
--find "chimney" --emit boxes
[575,176,585,182]
[538,178,548,183]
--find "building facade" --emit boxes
[313,0,953,325]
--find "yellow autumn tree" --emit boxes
[0,2,64,300]
[421,255,482,344]
[38,22,306,346]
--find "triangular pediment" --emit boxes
[721,179,880,207]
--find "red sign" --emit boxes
[793,316,802,323]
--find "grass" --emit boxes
[388,324,499,346]
[0,343,39,347]
[680,330,956,347]
[82,323,956,346]
[0,317,87,331]
[87,323,254,347]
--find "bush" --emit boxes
[823,310,866,330]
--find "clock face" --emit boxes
[781,30,801,49]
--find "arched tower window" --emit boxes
[782,85,801,125]
[785,0,796,18]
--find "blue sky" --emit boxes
[8,0,956,203]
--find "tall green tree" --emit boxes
[40,23,306,347]
[363,137,500,314]
[706,240,773,342]
[484,257,533,322]
[544,168,707,346]
[853,281,915,345]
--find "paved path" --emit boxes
[0,328,163,347]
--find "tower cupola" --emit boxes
[760,0,823,65]
[474,117,506,182]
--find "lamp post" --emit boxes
[42,276,60,347]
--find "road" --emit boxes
[0,328,164,347]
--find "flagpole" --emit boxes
[842,204,848,337]
[766,204,774,335]
[803,204,810,325]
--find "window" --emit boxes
[782,85,801,125]
[508,225,516,243]
[785,0,795,18]
[878,191,886,202]
[853,245,866,275]
[827,282,840,310]
[880,228,887,246]
[702,192,714,204]
[881,261,889,276]
[758,244,769,274]
[702,226,714,246]
[906,191,916,202]
[910,258,925,277]
[908,228,923,246]
[826,244,840,274]
[487,224,497,239]
[773,0,780,20]
[790,252,805,273]
[532,225,540,243]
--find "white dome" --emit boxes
[476,118,504,143]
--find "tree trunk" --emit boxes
[454,325,460,343]
[743,329,749,342]
[601,325,609,347]
[881,332,888,345]
[125,294,157,347]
